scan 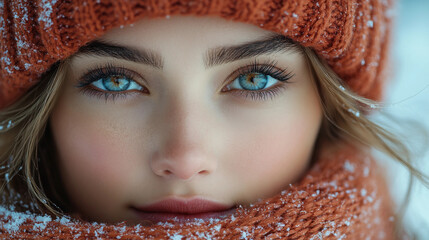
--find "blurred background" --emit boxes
[374,0,429,238]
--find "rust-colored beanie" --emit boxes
[0,0,393,109]
[0,144,397,239]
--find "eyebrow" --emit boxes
[75,33,299,70]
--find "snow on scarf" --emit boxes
[0,144,395,239]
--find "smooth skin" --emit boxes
[50,16,323,224]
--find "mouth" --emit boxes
[131,197,236,224]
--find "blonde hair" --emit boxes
[0,60,70,214]
[303,47,429,238]
[0,46,428,235]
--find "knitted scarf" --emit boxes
[0,144,395,239]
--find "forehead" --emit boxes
[97,16,273,52]
[73,16,301,71]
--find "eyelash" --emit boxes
[76,60,294,102]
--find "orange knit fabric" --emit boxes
[0,0,393,109]
[0,144,396,239]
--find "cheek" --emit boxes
[57,124,128,186]
[50,102,137,221]
[225,89,322,202]
[231,116,320,201]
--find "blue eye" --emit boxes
[77,60,293,102]
[227,73,277,91]
[91,76,142,92]
[76,63,149,101]
[222,60,294,101]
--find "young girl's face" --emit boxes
[50,16,323,224]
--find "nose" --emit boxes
[150,148,216,180]
[150,99,217,180]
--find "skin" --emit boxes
[50,16,323,224]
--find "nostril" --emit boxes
[198,170,209,175]
[163,169,172,175]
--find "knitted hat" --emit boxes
[0,0,393,109]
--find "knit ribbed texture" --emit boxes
[0,144,395,239]
[0,0,393,109]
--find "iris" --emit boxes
[238,73,268,90]
[102,76,131,91]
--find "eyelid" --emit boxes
[75,62,148,88]
[221,59,293,90]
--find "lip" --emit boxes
[131,197,236,224]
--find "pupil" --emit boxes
[111,77,120,86]
[247,74,257,84]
